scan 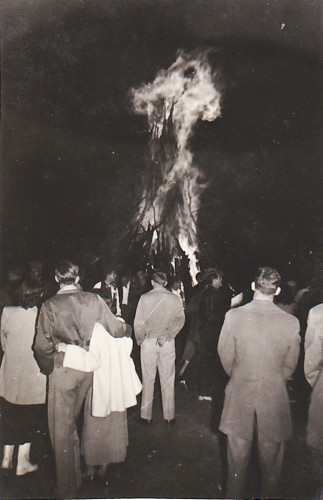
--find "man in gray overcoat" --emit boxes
[304,303,323,493]
[218,267,300,498]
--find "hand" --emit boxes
[157,336,167,347]
[57,343,67,353]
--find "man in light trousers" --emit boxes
[134,271,185,424]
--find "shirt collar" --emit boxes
[57,283,82,294]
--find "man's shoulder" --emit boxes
[43,289,100,306]
[1,306,20,318]
[276,308,300,330]
[309,302,323,318]
[225,302,251,316]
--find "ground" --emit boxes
[1,370,322,500]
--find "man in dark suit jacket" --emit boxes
[218,267,300,498]
[34,261,131,498]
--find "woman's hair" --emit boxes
[275,282,295,305]
[16,280,42,309]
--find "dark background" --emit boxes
[1,0,322,288]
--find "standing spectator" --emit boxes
[196,268,231,401]
[127,270,149,372]
[275,281,298,315]
[297,275,323,333]
[169,276,186,308]
[0,267,25,314]
[127,270,149,324]
[33,261,131,498]
[27,261,56,302]
[0,281,46,475]
[168,276,187,361]
[218,267,300,498]
[56,322,141,481]
[177,272,206,382]
[134,271,185,424]
[118,272,132,323]
[304,303,323,493]
[93,268,121,316]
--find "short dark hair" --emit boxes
[17,280,42,309]
[152,270,168,287]
[103,267,117,278]
[254,267,281,295]
[55,261,79,284]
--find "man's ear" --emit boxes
[55,276,59,283]
[251,282,256,291]
[75,276,80,284]
[274,286,281,296]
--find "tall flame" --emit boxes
[131,50,221,283]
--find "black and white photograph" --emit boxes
[0,0,322,498]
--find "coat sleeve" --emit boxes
[166,296,185,339]
[282,322,301,380]
[63,326,102,372]
[305,309,323,387]
[134,296,146,345]
[217,311,235,377]
[33,302,55,375]
[97,296,132,339]
[0,308,8,352]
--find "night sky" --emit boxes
[1,0,322,287]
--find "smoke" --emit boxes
[131,50,222,282]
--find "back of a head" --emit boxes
[254,267,281,295]
[55,261,79,285]
[7,267,25,284]
[275,282,294,305]
[17,280,42,309]
[103,267,117,281]
[152,270,168,287]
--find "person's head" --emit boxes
[170,276,182,291]
[201,268,223,288]
[7,267,25,284]
[136,270,146,287]
[275,281,294,305]
[252,267,281,297]
[17,280,42,309]
[55,261,79,285]
[120,274,130,287]
[195,272,203,284]
[286,280,297,296]
[28,261,44,284]
[104,269,117,285]
[151,270,168,288]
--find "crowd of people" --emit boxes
[0,258,322,498]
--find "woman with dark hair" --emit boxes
[0,281,46,475]
[275,282,297,315]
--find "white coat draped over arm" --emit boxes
[63,323,142,417]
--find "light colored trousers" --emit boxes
[48,364,93,498]
[140,337,176,421]
[227,434,284,498]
